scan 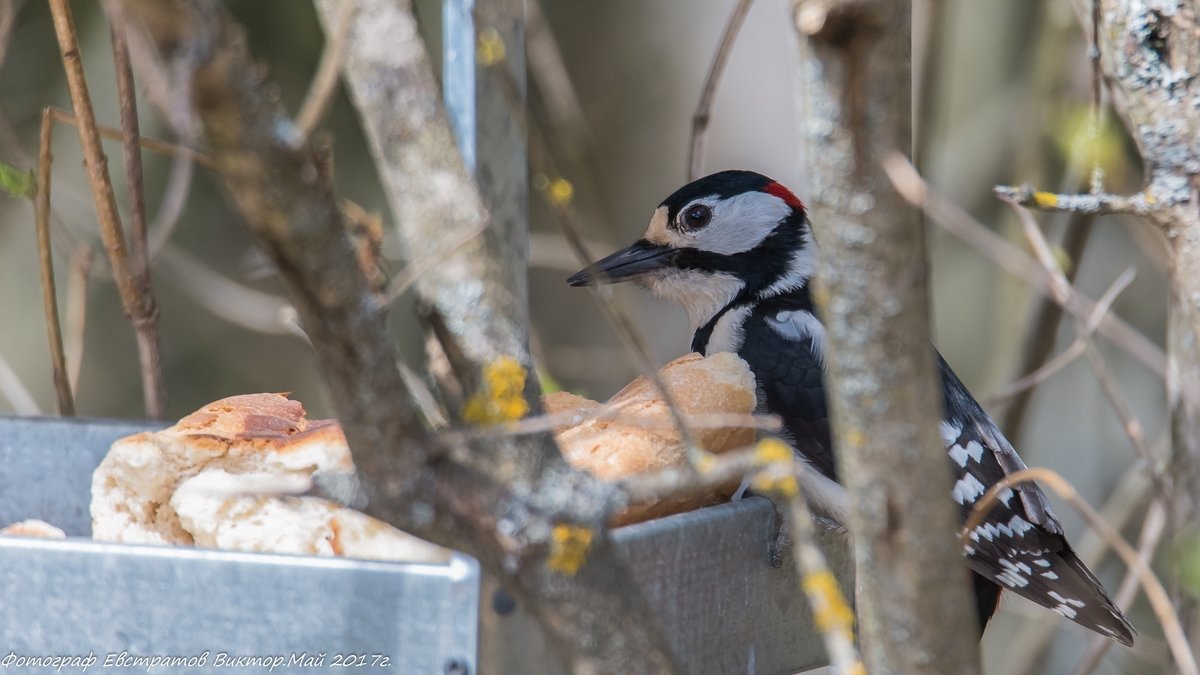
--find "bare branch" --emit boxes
[687,0,754,181]
[993,183,1159,216]
[1058,6,1200,638]
[985,267,1134,407]
[158,246,300,337]
[116,0,684,669]
[962,468,1197,675]
[1070,499,1168,675]
[884,153,1167,379]
[48,0,166,418]
[35,108,73,416]
[105,0,166,419]
[997,465,1154,675]
[64,248,93,395]
[296,0,355,139]
[0,352,39,415]
[1001,196,1168,493]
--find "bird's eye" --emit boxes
[681,204,712,231]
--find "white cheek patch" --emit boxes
[645,270,744,330]
[668,192,793,254]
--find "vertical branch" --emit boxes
[1063,0,1200,641]
[35,108,73,416]
[48,0,166,418]
[793,0,982,671]
[105,0,166,418]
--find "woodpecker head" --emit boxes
[567,170,814,329]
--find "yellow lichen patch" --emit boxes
[693,448,719,474]
[802,569,857,637]
[476,27,506,66]
[751,438,798,496]
[547,524,593,576]
[463,357,531,424]
[1032,191,1059,209]
[844,428,866,449]
[754,437,792,465]
[548,178,574,206]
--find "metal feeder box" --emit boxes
[0,416,851,673]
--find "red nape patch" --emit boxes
[763,181,805,211]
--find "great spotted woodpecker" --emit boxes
[567,170,1134,644]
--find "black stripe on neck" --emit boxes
[691,302,738,354]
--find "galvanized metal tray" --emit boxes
[0,415,850,674]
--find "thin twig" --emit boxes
[0,0,23,71]
[994,183,1160,216]
[64,248,93,395]
[545,194,709,470]
[620,444,762,507]
[998,463,1154,675]
[1000,213,1094,433]
[146,152,195,257]
[0,352,39,415]
[620,443,864,674]
[385,216,491,304]
[105,0,150,282]
[46,107,215,169]
[449,407,779,447]
[962,468,1198,675]
[1002,196,1168,494]
[48,0,166,418]
[35,108,73,416]
[105,0,167,418]
[1070,499,1168,675]
[882,153,1167,378]
[986,267,1134,407]
[296,0,355,138]
[158,246,301,336]
[687,0,754,181]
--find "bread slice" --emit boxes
[551,352,758,524]
[91,393,449,563]
[0,519,66,539]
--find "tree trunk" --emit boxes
[792,1,983,671]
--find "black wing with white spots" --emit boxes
[937,354,1135,646]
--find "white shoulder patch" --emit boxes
[707,306,753,354]
[765,309,825,362]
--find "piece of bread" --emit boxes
[92,353,757,555]
[172,469,449,562]
[0,519,66,539]
[551,352,757,524]
[91,393,449,563]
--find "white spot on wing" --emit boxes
[948,443,970,468]
[952,473,986,505]
[1007,515,1035,536]
[1041,571,1059,580]
[940,421,961,446]
[765,310,824,362]
[1055,604,1078,619]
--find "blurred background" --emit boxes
[0,1,1169,672]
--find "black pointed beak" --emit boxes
[567,240,676,287]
